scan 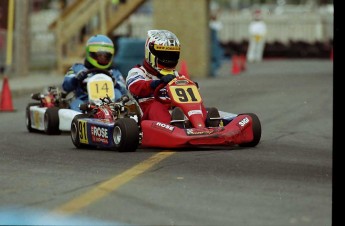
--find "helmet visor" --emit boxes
[150,43,180,69]
[90,51,113,66]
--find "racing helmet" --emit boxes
[85,34,115,69]
[145,30,181,73]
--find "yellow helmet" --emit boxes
[85,34,115,69]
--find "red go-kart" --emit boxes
[138,75,261,149]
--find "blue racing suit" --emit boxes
[62,63,128,112]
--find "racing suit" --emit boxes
[62,61,127,112]
[247,19,267,63]
[126,61,206,124]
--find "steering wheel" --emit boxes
[82,68,113,79]
[153,83,171,105]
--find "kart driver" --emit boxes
[126,29,207,124]
[62,34,127,112]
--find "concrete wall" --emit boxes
[152,0,210,78]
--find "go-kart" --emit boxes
[70,94,142,152]
[137,75,262,149]
[70,75,261,152]
[25,68,116,135]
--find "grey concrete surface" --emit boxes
[0,58,333,226]
[0,71,63,98]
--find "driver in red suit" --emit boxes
[126,30,206,124]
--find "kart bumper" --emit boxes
[140,114,255,148]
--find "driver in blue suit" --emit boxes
[62,34,127,111]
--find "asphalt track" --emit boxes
[0,59,333,225]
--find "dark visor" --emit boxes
[90,52,112,65]
[149,43,180,68]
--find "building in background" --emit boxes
[0,0,334,72]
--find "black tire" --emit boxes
[70,114,89,149]
[25,103,40,132]
[206,107,221,127]
[112,118,140,152]
[171,107,185,128]
[44,107,61,135]
[238,113,261,147]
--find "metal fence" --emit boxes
[219,12,333,43]
[116,11,333,43]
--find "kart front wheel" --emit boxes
[171,107,185,128]
[238,113,261,147]
[71,114,89,149]
[206,107,221,127]
[44,107,61,135]
[112,118,140,152]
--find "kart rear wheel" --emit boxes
[112,118,140,152]
[44,107,61,135]
[206,107,221,127]
[238,113,261,147]
[25,103,40,132]
[71,114,89,149]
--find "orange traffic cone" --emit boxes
[179,60,190,79]
[231,55,241,75]
[0,76,15,112]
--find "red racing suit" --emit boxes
[126,61,207,124]
[126,61,175,124]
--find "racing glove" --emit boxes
[150,79,162,89]
[160,74,176,84]
[76,70,88,81]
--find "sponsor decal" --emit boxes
[154,45,180,51]
[152,122,174,133]
[175,80,189,85]
[91,125,109,144]
[187,110,202,117]
[238,117,249,127]
[99,119,113,123]
[185,127,224,136]
[186,128,214,136]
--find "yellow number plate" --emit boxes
[78,120,88,144]
[88,80,115,101]
[170,85,201,104]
